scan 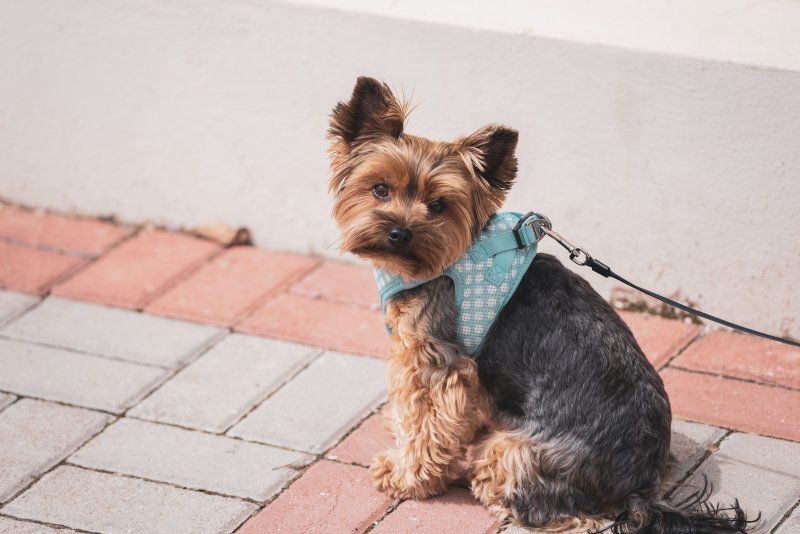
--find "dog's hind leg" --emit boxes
[370,284,490,500]
[470,429,604,532]
[469,428,532,519]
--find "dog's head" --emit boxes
[328,77,518,281]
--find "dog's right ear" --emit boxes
[328,77,405,152]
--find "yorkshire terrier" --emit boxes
[328,77,754,533]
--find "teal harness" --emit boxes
[374,211,547,355]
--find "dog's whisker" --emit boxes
[324,236,342,250]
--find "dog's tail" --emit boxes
[602,476,759,534]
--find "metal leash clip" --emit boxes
[531,213,593,267]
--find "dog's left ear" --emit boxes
[460,124,519,192]
[328,77,405,152]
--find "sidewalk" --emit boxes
[0,203,798,534]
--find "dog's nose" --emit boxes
[388,228,413,247]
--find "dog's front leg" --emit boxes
[370,283,488,500]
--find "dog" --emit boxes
[327,77,754,533]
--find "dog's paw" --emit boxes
[369,451,397,495]
[369,450,446,500]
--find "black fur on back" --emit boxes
[475,253,757,532]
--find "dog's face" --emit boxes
[328,77,519,280]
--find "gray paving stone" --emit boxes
[3,466,256,534]
[718,432,800,477]
[0,338,167,413]
[0,398,111,502]
[0,393,15,412]
[0,517,80,534]
[1,297,222,368]
[129,334,319,432]
[70,418,312,501]
[229,351,386,453]
[0,291,36,327]
[775,504,800,534]
[673,432,800,530]
[666,420,727,487]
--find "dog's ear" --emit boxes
[460,124,518,192]
[328,77,405,150]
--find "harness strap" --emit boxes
[469,212,542,260]
[375,211,544,353]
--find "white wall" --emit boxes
[1,0,798,337]
[298,0,800,71]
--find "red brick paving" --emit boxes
[370,487,499,534]
[54,229,220,309]
[0,205,132,255]
[0,242,84,295]
[671,331,800,389]
[662,368,800,442]
[146,248,318,325]
[619,311,701,369]
[238,460,393,534]
[327,413,395,467]
[237,292,390,357]
[291,260,378,308]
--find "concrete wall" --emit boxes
[1,0,798,337]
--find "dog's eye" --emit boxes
[429,199,446,214]
[372,184,390,199]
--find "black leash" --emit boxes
[521,212,800,349]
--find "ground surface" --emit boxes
[0,203,798,534]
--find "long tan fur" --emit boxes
[369,296,491,499]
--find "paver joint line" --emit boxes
[119,328,233,418]
[223,252,323,325]
[69,417,315,501]
[68,459,265,502]
[4,465,257,534]
[773,499,800,534]
[118,411,330,460]
[0,399,114,505]
[136,245,228,311]
[0,291,40,330]
[0,391,120,418]
[663,428,732,501]
[217,347,326,435]
[669,364,800,393]
[657,328,703,372]
[0,513,102,534]
[0,333,172,371]
[61,463,266,505]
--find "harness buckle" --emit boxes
[513,212,551,249]
[512,211,535,249]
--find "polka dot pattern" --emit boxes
[375,212,539,355]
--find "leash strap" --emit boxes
[525,213,800,349]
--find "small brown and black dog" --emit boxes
[327,77,754,533]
